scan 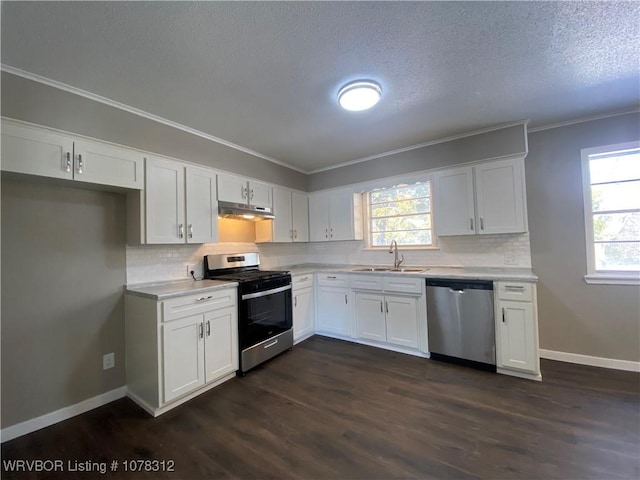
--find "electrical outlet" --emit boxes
[103,352,115,370]
[504,255,518,265]
[186,264,197,277]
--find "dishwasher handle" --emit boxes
[426,278,493,291]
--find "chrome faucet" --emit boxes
[389,240,404,269]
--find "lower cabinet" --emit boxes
[355,291,419,349]
[125,286,238,416]
[315,273,352,337]
[494,282,541,380]
[292,274,315,343]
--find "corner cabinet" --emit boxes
[255,187,309,243]
[494,281,541,381]
[144,157,218,244]
[125,286,238,416]
[308,188,364,241]
[433,157,526,236]
[1,118,143,190]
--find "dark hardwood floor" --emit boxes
[2,336,639,479]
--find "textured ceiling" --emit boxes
[2,1,639,173]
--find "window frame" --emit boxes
[581,140,640,285]
[363,179,437,250]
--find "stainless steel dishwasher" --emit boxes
[426,278,496,370]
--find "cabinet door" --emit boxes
[316,287,350,336]
[146,157,186,244]
[385,295,419,348]
[475,158,526,234]
[433,166,475,236]
[329,189,355,241]
[249,180,272,209]
[497,300,536,372]
[204,306,238,383]
[308,193,330,241]
[355,293,386,342]
[186,166,218,244]
[163,315,205,403]
[1,121,74,180]
[293,287,315,341]
[73,140,143,189]
[272,187,293,242]
[217,173,248,204]
[291,191,309,242]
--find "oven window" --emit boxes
[240,289,292,348]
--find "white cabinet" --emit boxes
[217,172,272,209]
[145,158,218,244]
[308,189,363,242]
[433,157,526,236]
[355,293,387,342]
[125,286,238,416]
[495,281,541,380]
[316,274,352,337]
[292,274,315,343]
[255,187,309,243]
[1,119,143,189]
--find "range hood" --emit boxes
[218,201,274,221]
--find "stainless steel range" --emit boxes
[204,253,292,374]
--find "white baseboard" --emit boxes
[1,386,127,443]
[540,349,640,372]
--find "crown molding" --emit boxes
[528,108,640,133]
[1,64,308,174]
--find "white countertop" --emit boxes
[283,264,537,282]
[125,279,238,300]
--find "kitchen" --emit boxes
[2,2,639,479]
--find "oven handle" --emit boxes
[241,284,291,300]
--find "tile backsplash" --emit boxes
[126,233,531,284]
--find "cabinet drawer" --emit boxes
[162,288,236,322]
[496,282,533,302]
[383,276,423,295]
[292,274,314,290]
[350,274,383,291]
[316,273,349,288]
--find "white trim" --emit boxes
[0,386,127,443]
[540,349,640,372]
[1,64,307,174]
[584,274,640,285]
[307,121,529,174]
[496,367,542,382]
[528,109,640,133]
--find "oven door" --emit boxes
[239,284,292,350]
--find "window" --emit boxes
[365,181,433,247]
[581,141,640,283]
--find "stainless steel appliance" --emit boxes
[218,201,274,220]
[204,253,292,374]
[426,278,496,370]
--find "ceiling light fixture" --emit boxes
[337,80,382,111]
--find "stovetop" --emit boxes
[205,269,290,283]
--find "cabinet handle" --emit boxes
[325,228,328,239]
[480,217,484,230]
[330,227,333,238]
[380,301,383,313]
[64,152,72,172]
[241,185,246,199]
[199,323,204,339]
[505,285,525,291]
[76,154,84,174]
[294,296,297,307]
[290,229,293,240]
[327,276,337,279]
[345,294,348,304]
[250,189,254,200]
[188,224,193,239]
[300,276,308,282]
[385,301,389,314]
[196,295,213,302]
[470,218,474,231]
[178,224,184,239]
[502,307,506,323]
[206,320,211,337]
[294,229,297,239]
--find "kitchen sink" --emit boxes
[352,267,429,273]
[390,268,429,272]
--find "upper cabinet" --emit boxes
[308,188,363,242]
[145,157,218,244]
[1,119,143,190]
[255,187,309,243]
[433,157,526,236]
[217,172,272,209]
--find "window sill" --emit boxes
[584,274,640,286]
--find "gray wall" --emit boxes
[1,72,307,191]
[1,177,127,428]
[307,124,527,191]
[526,113,640,362]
